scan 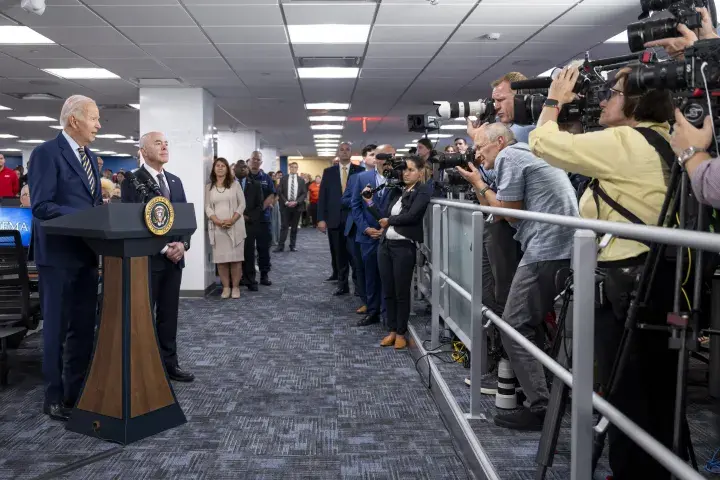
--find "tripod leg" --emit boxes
[684,416,698,470]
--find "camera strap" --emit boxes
[588,127,673,248]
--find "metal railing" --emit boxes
[422,198,720,480]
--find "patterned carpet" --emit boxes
[0,229,470,480]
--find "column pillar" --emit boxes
[139,87,215,296]
[279,156,288,175]
[260,147,278,172]
[21,148,34,169]
[216,130,257,163]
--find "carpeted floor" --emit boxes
[0,228,470,480]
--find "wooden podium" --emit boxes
[42,202,197,445]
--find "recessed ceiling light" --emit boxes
[18,139,44,144]
[0,148,21,152]
[426,133,453,139]
[0,134,18,139]
[605,31,628,43]
[306,103,350,110]
[49,125,63,130]
[0,26,55,45]
[314,134,342,138]
[129,104,140,109]
[440,125,470,130]
[9,116,56,122]
[288,25,370,44]
[44,68,120,80]
[308,115,347,122]
[116,139,137,144]
[311,124,344,130]
[95,134,125,139]
[299,67,359,79]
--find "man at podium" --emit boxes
[121,131,194,383]
[28,95,103,421]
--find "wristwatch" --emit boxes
[543,99,560,109]
[183,241,190,250]
[678,146,705,166]
[478,186,490,197]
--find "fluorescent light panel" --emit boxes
[115,154,132,157]
[311,124,344,130]
[397,148,410,152]
[298,68,359,79]
[97,151,117,155]
[0,106,10,111]
[317,153,335,157]
[605,31,628,43]
[0,26,54,45]
[9,116,56,122]
[426,133,453,139]
[49,125,63,130]
[440,125,469,130]
[0,148,21,152]
[44,68,120,80]
[0,134,17,139]
[129,104,140,109]
[116,139,137,143]
[404,143,416,147]
[308,115,347,122]
[18,139,44,144]
[288,156,304,160]
[288,25,370,44]
[314,134,342,138]
[306,103,350,110]
[95,134,125,139]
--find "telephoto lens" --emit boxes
[433,152,470,170]
[434,99,494,120]
[625,62,688,94]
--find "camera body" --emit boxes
[627,0,708,52]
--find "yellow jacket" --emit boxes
[529,120,671,262]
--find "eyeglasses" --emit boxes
[597,87,624,103]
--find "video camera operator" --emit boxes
[456,123,579,431]
[529,64,681,479]
[361,156,431,350]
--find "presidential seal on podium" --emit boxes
[144,196,174,236]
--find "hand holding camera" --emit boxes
[671,108,714,155]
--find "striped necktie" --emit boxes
[77,148,95,194]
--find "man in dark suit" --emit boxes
[351,145,393,327]
[342,166,367,313]
[317,142,364,295]
[235,160,264,291]
[275,161,307,252]
[121,131,194,383]
[29,95,103,421]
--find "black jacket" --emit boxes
[120,165,190,270]
[317,163,365,229]
[369,183,431,243]
[278,174,308,211]
[240,176,264,228]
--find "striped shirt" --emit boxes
[495,143,578,266]
[691,157,720,209]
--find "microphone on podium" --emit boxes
[124,171,148,199]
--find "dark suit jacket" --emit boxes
[29,132,103,268]
[121,164,190,270]
[278,174,307,211]
[239,176,264,227]
[350,169,392,244]
[317,163,364,230]
[367,183,431,244]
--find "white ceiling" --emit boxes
[0,0,647,156]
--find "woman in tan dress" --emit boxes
[205,157,246,299]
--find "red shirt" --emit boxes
[0,167,18,197]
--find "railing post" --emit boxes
[571,229,597,480]
[442,207,450,332]
[469,212,485,419]
[430,204,442,350]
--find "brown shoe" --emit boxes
[394,336,407,350]
[380,333,396,347]
[356,305,367,314]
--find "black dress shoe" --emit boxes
[240,278,251,287]
[260,274,272,286]
[166,365,195,382]
[356,314,380,327]
[273,246,284,253]
[333,286,350,296]
[324,275,338,282]
[248,283,259,292]
[289,246,296,252]
[63,398,77,409]
[43,403,71,421]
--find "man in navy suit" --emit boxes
[317,142,364,295]
[29,95,103,421]
[351,144,395,327]
[341,162,367,314]
[121,132,194,383]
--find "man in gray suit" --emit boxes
[275,161,307,252]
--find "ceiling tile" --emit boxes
[0,45,79,60]
[366,43,443,58]
[465,4,570,25]
[553,3,639,27]
[283,4,376,25]
[0,56,58,78]
[69,44,150,59]
[206,26,288,44]
[23,57,99,69]
[84,0,178,4]
[92,6,195,27]
[161,57,230,72]
[531,26,615,46]
[438,42,520,57]
[118,26,209,44]
[362,57,430,69]
[141,44,221,58]
[360,69,420,79]
[34,26,133,46]
[370,26,455,43]
[451,25,544,43]
[2,5,107,27]
[292,44,365,57]
[185,5,283,26]
[216,43,291,59]
[227,57,296,74]
[376,4,474,26]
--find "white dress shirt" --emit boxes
[62,130,84,164]
[385,196,410,241]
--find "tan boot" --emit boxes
[231,287,241,299]
[356,305,367,314]
[221,287,231,299]
[394,336,407,350]
[380,333,396,347]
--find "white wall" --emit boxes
[216,130,257,163]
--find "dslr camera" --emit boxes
[433,99,496,123]
[627,0,714,52]
[429,150,477,194]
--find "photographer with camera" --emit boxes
[642,6,718,58]
[361,156,431,350]
[530,64,681,478]
[456,123,578,431]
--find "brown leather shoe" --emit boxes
[380,333,396,347]
[394,336,407,350]
[356,305,367,314]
